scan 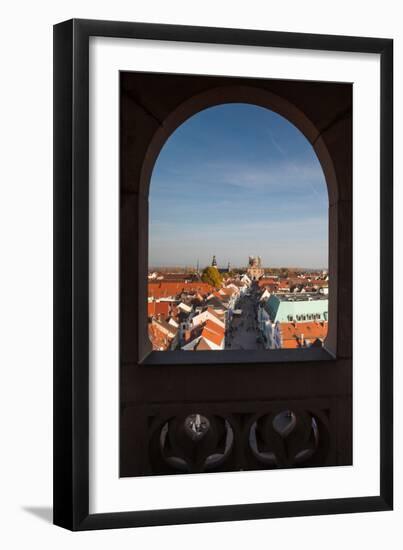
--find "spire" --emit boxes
[211,255,217,267]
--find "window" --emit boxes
[148,104,328,353]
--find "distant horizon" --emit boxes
[149,103,328,267]
[148,263,328,271]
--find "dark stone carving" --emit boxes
[249,409,330,468]
[147,406,332,475]
[151,413,234,474]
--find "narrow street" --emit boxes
[226,286,264,350]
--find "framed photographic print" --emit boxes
[53,19,393,530]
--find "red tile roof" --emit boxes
[148,281,213,299]
[194,337,213,351]
[204,319,225,336]
[258,278,278,287]
[206,307,225,321]
[152,318,178,338]
[279,321,328,348]
[201,327,224,347]
[148,323,175,351]
[220,287,237,296]
[183,316,225,347]
[147,300,175,318]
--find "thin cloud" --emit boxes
[149,103,328,267]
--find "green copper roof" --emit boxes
[265,293,328,322]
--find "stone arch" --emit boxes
[139,85,338,206]
[139,85,341,355]
[120,72,353,477]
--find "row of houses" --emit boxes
[258,275,329,295]
[147,266,329,352]
[147,276,252,351]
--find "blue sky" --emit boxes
[149,103,328,269]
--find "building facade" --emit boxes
[247,255,264,280]
[263,292,328,323]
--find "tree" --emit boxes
[201,266,223,288]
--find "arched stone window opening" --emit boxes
[119,73,352,477]
[136,85,348,361]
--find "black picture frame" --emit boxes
[53,18,393,531]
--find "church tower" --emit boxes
[211,255,217,268]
